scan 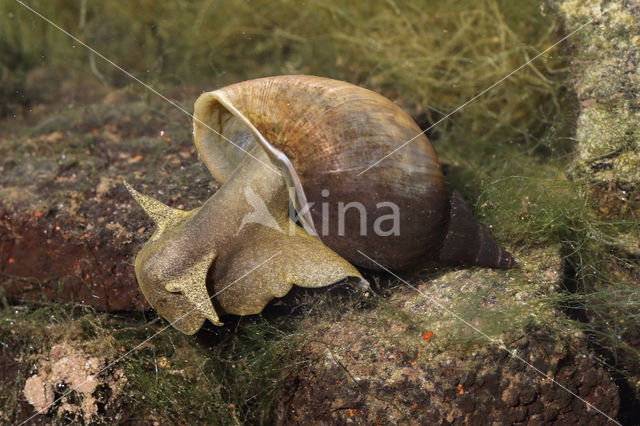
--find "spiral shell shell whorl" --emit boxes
[127,75,515,334]
[194,75,450,270]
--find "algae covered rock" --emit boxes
[548,3,640,420]
[0,79,213,311]
[277,248,620,424]
[550,0,640,216]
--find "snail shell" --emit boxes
[127,75,515,334]
[194,75,514,270]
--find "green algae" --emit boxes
[2,0,566,141]
[0,301,310,424]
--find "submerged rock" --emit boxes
[23,344,127,422]
[0,84,211,311]
[549,2,640,422]
[276,248,620,424]
[550,0,640,217]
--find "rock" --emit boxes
[277,249,620,424]
[548,0,640,217]
[0,88,216,311]
[23,343,127,423]
[548,3,640,422]
[502,385,520,407]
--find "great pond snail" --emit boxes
[126,75,515,334]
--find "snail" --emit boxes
[126,75,515,335]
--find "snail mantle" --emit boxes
[126,75,515,334]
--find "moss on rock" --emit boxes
[550,0,640,216]
[278,248,620,424]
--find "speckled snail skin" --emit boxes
[126,75,515,335]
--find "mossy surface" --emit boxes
[280,250,619,423]
[548,0,640,216]
[0,300,313,424]
[546,1,640,420]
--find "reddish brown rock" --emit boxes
[275,250,621,424]
[278,316,620,425]
[0,85,216,312]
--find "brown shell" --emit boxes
[194,75,450,270]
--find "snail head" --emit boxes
[124,141,366,335]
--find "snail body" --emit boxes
[127,75,514,334]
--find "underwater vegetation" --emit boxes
[0,0,638,423]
